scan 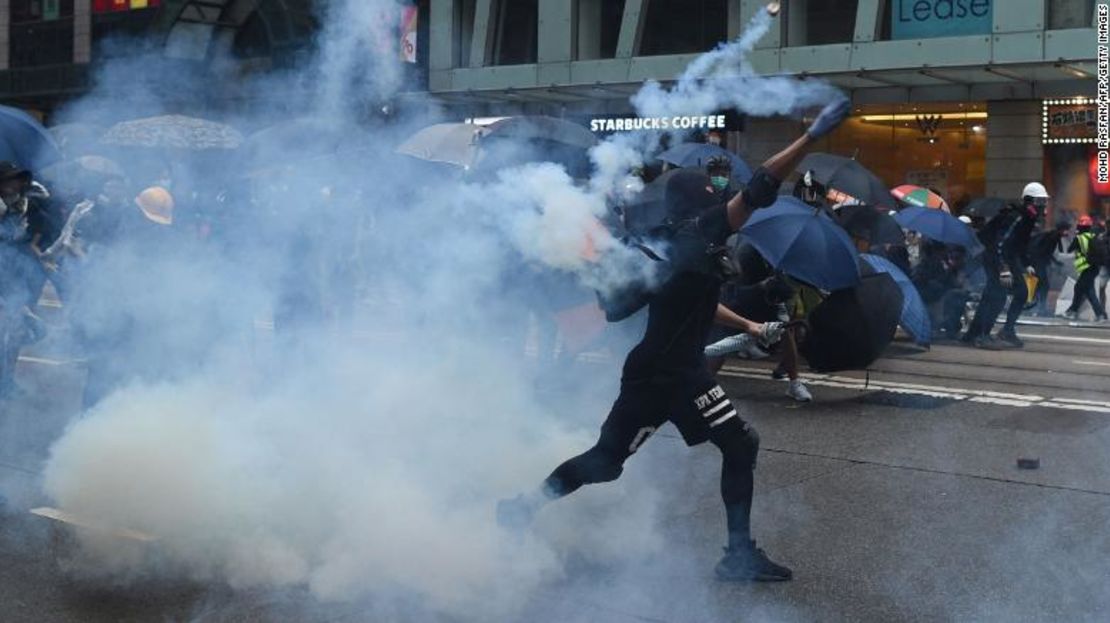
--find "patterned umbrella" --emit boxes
[892,184,949,212]
[101,115,243,150]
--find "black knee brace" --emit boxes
[713,424,760,469]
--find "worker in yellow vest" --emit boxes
[1064,215,1108,321]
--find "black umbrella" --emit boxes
[965,197,1007,220]
[798,153,893,209]
[622,168,718,237]
[484,116,597,150]
[243,118,348,173]
[800,272,903,372]
[836,203,905,247]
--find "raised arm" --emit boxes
[725,97,851,231]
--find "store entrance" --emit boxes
[825,102,988,214]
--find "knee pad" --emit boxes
[714,424,760,469]
[576,444,625,484]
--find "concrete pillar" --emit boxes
[537,0,572,63]
[74,0,91,64]
[576,0,602,60]
[738,117,804,169]
[984,100,1044,200]
[0,0,9,70]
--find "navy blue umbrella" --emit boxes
[740,196,861,291]
[894,206,983,254]
[0,105,62,171]
[657,143,752,183]
[861,253,931,346]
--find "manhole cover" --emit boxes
[986,408,1109,436]
[856,391,958,410]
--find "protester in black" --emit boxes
[496,97,851,582]
[913,241,970,340]
[963,182,1048,348]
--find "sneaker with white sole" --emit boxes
[758,321,785,348]
[786,379,812,402]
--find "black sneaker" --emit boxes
[996,331,1024,348]
[496,495,536,531]
[770,364,788,380]
[971,334,1001,350]
[714,542,793,582]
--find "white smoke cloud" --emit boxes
[33,1,839,618]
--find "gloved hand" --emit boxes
[807,96,851,140]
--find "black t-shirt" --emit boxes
[623,204,733,380]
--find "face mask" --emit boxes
[710,176,729,191]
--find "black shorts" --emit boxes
[604,370,748,450]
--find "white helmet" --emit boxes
[1022,182,1049,199]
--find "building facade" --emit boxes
[418,0,1100,218]
[0,1,1101,217]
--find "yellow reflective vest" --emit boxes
[1075,232,1094,273]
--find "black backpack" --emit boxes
[1088,232,1110,268]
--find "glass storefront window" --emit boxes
[493,0,537,65]
[1048,0,1094,30]
[640,0,727,56]
[822,103,989,211]
[787,0,859,46]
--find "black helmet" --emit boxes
[0,161,30,184]
[706,155,732,172]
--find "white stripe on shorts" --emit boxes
[709,409,737,427]
[702,399,733,419]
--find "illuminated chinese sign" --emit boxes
[1043,98,1098,144]
[93,0,160,12]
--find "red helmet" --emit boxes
[1078,215,1094,228]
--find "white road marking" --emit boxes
[1018,333,1110,345]
[719,365,1110,415]
[17,355,75,366]
[1073,360,1110,368]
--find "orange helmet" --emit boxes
[1078,215,1093,228]
[134,186,174,225]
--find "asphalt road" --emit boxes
[0,317,1108,622]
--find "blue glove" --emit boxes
[807,96,851,139]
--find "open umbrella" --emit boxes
[0,105,62,170]
[893,206,983,254]
[837,203,905,247]
[40,155,125,182]
[740,196,861,291]
[797,152,893,209]
[861,253,931,346]
[484,116,597,150]
[48,123,105,158]
[892,184,949,212]
[395,122,489,169]
[965,197,1008,220]
[101,115,243,150]
[800,272,903,372]
[622,168,719,237]
[656,143,753,183]
[243,118,348,172]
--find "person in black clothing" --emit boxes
[496,97,851,582]
[962,182,1048,348]
[913,241,970,340]
[0,163,51,398]
[1027,221,1069,317]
